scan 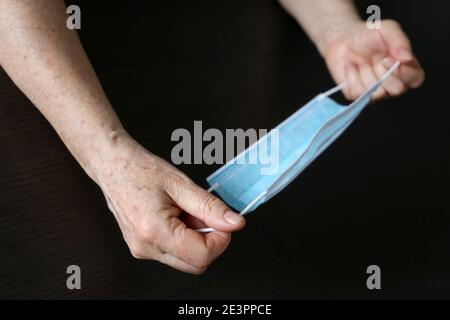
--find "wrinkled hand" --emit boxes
[322,20,425,101]
[98,136,245,274]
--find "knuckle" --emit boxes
[166,173,190,196]
[202,193,221,215]
[136,219,158,243]
[193,252,211,270]
[129,243,146,260]
[172,220,187,247]
[174,172,192,187]
[131,252,144,260]
[169,174,184,189]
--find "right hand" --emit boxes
[321,20,425,101]
[96,134,245,274]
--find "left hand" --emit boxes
[322,20,425,101]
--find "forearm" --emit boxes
[0,0,126,183]
[279,0,361,55]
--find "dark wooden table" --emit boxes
[1,0,449,299]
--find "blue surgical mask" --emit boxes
[197,62,400,232]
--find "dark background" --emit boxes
[0,0,449,299]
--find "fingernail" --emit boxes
[398,48,413,61]
[224,210,243,225]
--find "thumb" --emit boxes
[379,20,414,63]
[166,175,246,232]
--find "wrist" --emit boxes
[77,126,135,184]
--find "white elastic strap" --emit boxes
[240,191,268,216]
[195,227,216,233]
[318,60,400,101]
[318,82,348,101]
[196,191,268,233]
[208,183,219,193]
[380,61,401,83]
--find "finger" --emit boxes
[165,175,245,232]
[154,215,231,269]
[379,20,413,63]
[358,63,387,100]
[181,213,208,229]
[376,58,407,96]
[383,57,425,89]
[160,230,230,274]
[379,20,425,88]
[204,229,232,262]
[130,239,207,274]
[344,63,365,100]
[400,60,425,88]
[159,253,207,275]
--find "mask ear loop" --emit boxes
[317,60,400,102]
[197,61,401,234]
[317,82,348,101]
[195,189,268,233]
[208,183,219,193]
[379,61,401,83]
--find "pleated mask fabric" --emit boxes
[197,62,400,233]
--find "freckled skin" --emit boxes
[0,0,245,274]
[0,0,423,273]
[280,0,424,100]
